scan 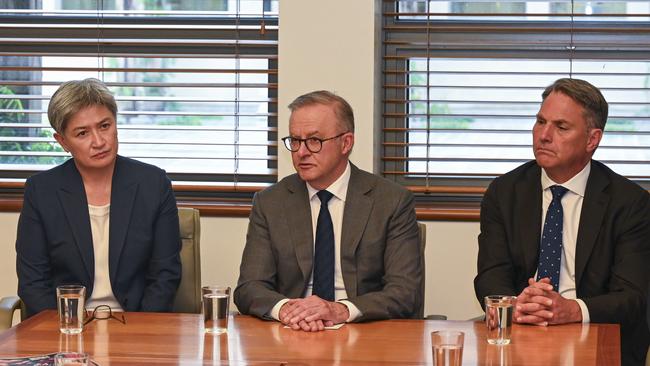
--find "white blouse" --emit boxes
[85,203,122,312]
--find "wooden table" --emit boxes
[0,310,620,365]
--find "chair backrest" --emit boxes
[172,207,202,313]
[416,222,426,319]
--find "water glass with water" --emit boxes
[58,332,84,354]
[202,285,230,334]
[56,285,86,334]
[484,340,512,366]
[485,295,516,345]
[431,330,464,366]
[54,352,89,365]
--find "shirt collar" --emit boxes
[541,161,591,198]
[306,162,351,202]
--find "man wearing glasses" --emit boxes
[234,90,422,332]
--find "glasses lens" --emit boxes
[95,311,110,319]
[94,305,111,319]
[305,137,322,152]
[290,138,302,152]
[283,137,297,152]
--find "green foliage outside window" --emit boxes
[0,86,64,165]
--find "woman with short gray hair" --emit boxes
[16,78,182,317]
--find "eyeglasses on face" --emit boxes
[281,132,348,153]
[84,305,126,325]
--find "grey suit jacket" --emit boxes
[234,164,422,321]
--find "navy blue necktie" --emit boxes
[537,185,569,292]
[313,190,335,301]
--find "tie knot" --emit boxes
[550,185,568,199]
[317,190,334,204]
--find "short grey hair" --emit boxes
[542,78,608,131]
[288,90,355,133]
[48,78,117,133]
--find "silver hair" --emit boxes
[288,90,355,133]
[48,78,117,133]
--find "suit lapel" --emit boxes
[284,176,314,286]
[575,161,610,287]
[57,161,94,282]
[340,165,374,297]
[515,164,543,277]
[108,157,138,282]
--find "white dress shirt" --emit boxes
[85,204,122,312]
[270,162,362,322]
[540,163,590,323]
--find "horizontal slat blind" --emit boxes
[383,0,650,190]
[0,0,278,185]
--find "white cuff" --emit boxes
[575,298,590,324]
[338,300,362,322]
[268,298,290,321]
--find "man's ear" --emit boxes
[53,132,69,153]
[586,128,603,153]
[341,132,354,155]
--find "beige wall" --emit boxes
[0,0,484,321]
[278,0,379,176]
[0,213,18,298]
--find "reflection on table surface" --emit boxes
[0,310,620,365]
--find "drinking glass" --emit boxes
[202,286,230,334]
[485,295,516,345]
[54,352,89,365]
[431,330,464,366]
[56,285,86,334]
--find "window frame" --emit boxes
[0,7,279,210]
[382,1,650,211]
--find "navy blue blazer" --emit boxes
[16,155,182,317]
[475,160,650,366]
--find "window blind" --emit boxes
[383,0,650,193]
[0,0,278,187]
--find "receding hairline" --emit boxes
[287,90,355,133]
[541,78,608,131]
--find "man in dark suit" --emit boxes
[474,78,650,366]
[234,90,422,331]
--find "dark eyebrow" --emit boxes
[535,113,570,125]
[550,118,570,125]
[70,117,112,132]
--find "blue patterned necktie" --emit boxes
[537,185,569,292]
[313,190,335,301]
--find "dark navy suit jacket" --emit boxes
[475,160,650,366]
[16,155,182,317]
